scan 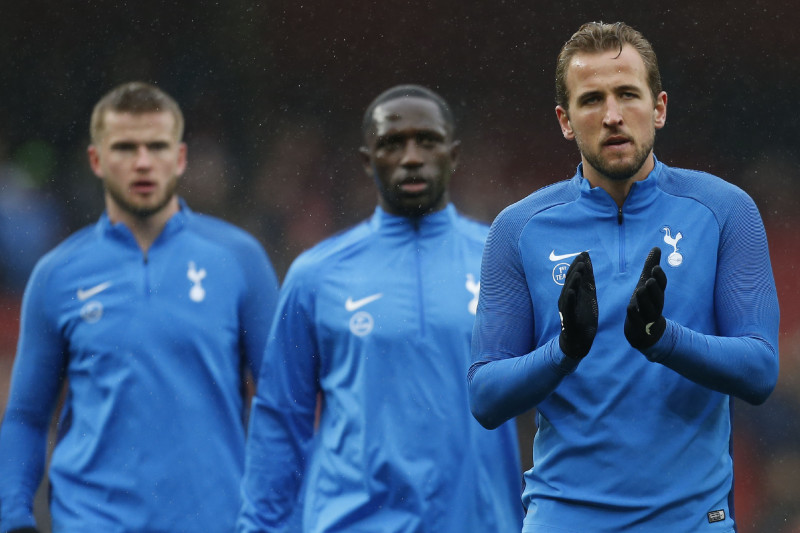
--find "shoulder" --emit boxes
[451,209,490,246]
[28,224,97,283]
[491,178,578,239]
[186,211,269,260]
[286,219,373,281]
[656,164,758,225]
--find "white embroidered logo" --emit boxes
[77,281,112,301]
[661,227,683,267]
[466,273,480,315]
[345,293,383,311]
[187,261,207,302]
[80,301,103,323]
[349,311,374,337]
[553,263,570,286]
[549,250,584,262]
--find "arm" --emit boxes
[630,195,779,404]
[237,268,318,532]
[237,240,280,382]
[468,213,588,430]
[0,264,67,532]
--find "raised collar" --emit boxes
[368,204,457,238]
[572,156,664,214]
[96,197,191,246]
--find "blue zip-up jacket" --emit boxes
[469,159,779,533]
[238,205,523,533]
[0,202,280,533]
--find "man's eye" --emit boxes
[377,139,403,151]
[417,137,439,148]
[113,143,137,152]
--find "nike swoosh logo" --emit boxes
[345,293,383,311]
[77,281,112,301]
[549,250,586,262]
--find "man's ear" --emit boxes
[449,140,461,171]
[359,146,373,176]
[555,106,575,140]
[176,142,188,176]
[87,145,104,178]
[653,91,667,130]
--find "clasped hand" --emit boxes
[557,247,667,360]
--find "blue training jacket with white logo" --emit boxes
[238,204,523,533]
[469,158,779,533]
[0,201,280,532]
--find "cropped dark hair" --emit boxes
[361,84,455,142]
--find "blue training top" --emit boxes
[238,205,523,533]
[0,201,279,532]
[469,158,779,533]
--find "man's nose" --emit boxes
[603,97,624,126]
[400,140,424,166]
[134,146,152,167]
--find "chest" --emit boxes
[521,197,720,338]
[314,238,482,346]
[56,243,242,357]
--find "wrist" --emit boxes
[552,337,581,373]
[637,319,673,362]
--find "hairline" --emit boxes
[90,82,184,145]
[361,85,455,144]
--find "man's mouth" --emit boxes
[131,180,157,194]
[603,135,631,147]
[398,178,428,194]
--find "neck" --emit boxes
[106,197,179,254]
[582,153,655,208]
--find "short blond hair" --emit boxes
[90,82,184,143]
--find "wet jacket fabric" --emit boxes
[239,205,523,533]
[0,202,279,532]
[469,158,779,533]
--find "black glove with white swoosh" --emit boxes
[558,251,598,360]
[625,247,668,351]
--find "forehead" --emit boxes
[370,97,447,137]
[566,44,649,96]
[100,110,177,141]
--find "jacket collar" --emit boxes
[96,197,191,245]
[572,156,663,214]
[369,204,457,238]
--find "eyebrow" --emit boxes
[577,84,643,99]
[109,140,171,149]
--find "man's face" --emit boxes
[88,110,186,219]
[556,44,667,184]
[361,97,459,218]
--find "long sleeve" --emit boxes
[643,191,779,404]
[468,162,780,532]
[0,260,67,532]
[468,206,578,430]
[237,266,318,532]
[235,240,280,381]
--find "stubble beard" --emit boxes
[579,134,655,182]
[105,176,179,219]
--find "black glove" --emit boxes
[558,251,598,360]
[8,527,40,533]
[624,247,668,351]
